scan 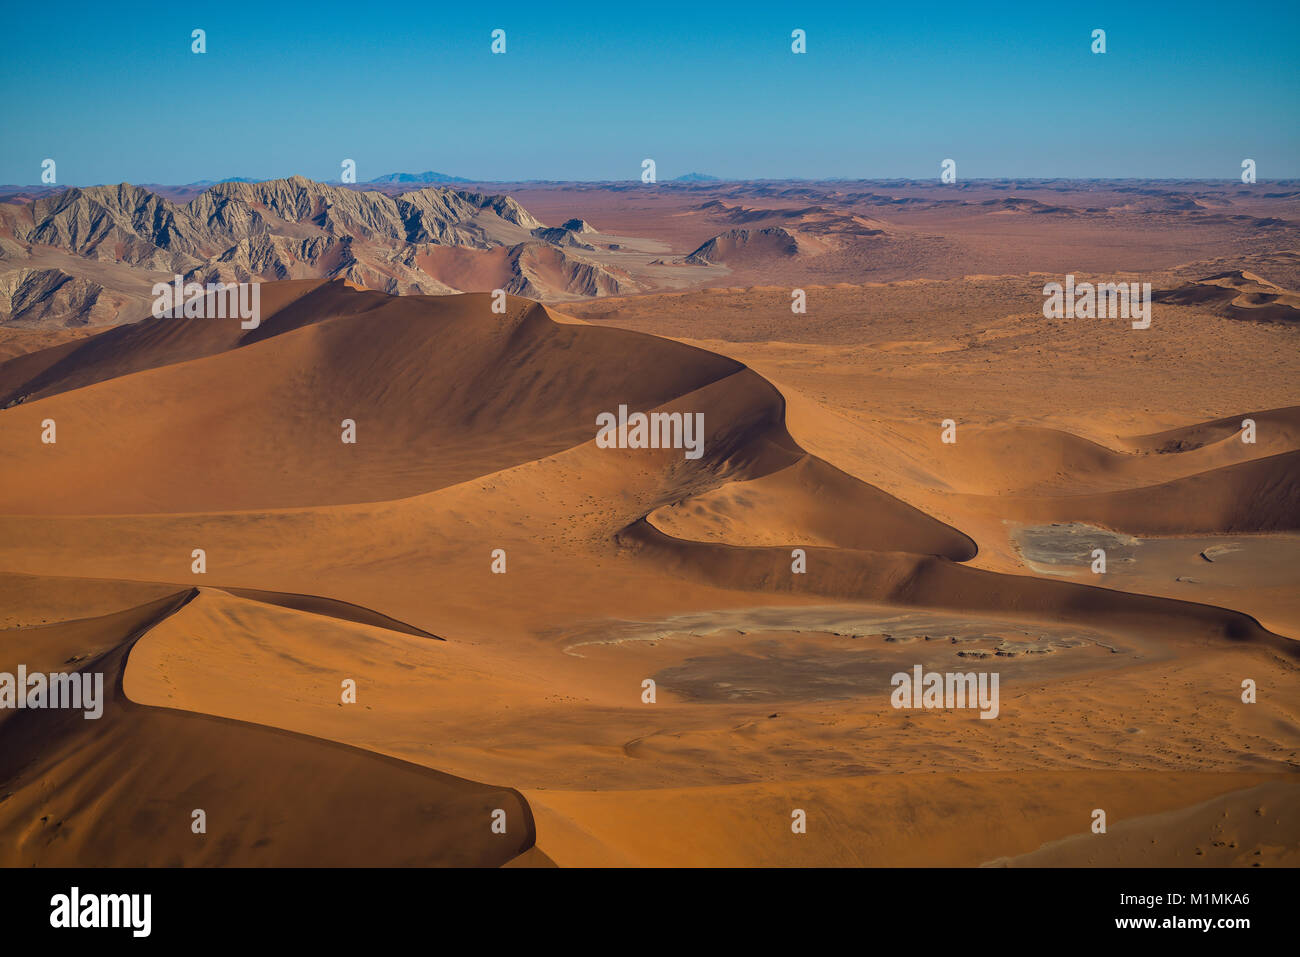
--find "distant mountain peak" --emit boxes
[187,177,261,186]
[368,171,474,184]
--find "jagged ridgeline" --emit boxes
[0,177,635,326]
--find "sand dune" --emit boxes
[0,279,329,406]
[1125,404,1300,454]
[648,454,976,558]
[0,283,755,511]
[0,269,1295,868]
[3,282,1287,654]
[990,451,1300,535]
[0,588,533,866]
[619,519,1293,652]
[1155,271,1300,324]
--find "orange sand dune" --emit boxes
[0,279,329,405]
[982,451,1300,535]
[0,286,1285,657]
[0,278,1296,868]
[0,284,752,512]
[618,519,1293,652]
[648,454,976,558]
[0,588,533,866]
[1125,405,1300,454]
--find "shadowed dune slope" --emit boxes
[992,451,1300,535]
[0,589,533,866]
[221,585,443,639]
[649,454,976,559]
[618,520,1296,654]
[0,278,1296,868]
[1125,405,1300,454]
[0,279,330,406]
[0,282,978,573]
[0,283,763,511]
[761,387,1300,551]
[910,417,1300,497]
[0,282,1292,648]
[1154,271,1300,325]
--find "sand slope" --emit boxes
[0,588,534,866]
[0,279,1295,867]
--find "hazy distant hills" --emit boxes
[7,175,1295,328]
[187,177,262,186]
[0,176,636,326]
[367,171,475,184]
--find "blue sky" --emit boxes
[2,0,1296,184]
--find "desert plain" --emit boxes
[0,177,1296,866]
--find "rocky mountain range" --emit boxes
[0,176,636,326]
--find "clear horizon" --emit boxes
[8,175,1300,190]
[3,0,1298,185]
